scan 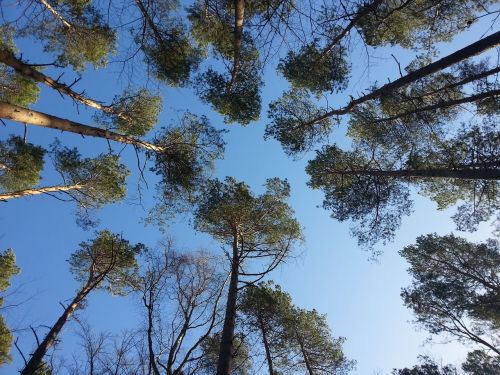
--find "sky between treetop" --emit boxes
[0,3,498,374]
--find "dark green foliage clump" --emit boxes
[0,136,45,192]
[0,249,20,365]
[357,0,494,49]
[69,230,142,295]
[52,144,129,208]
[142,25,202,87]
[196,64,262,125]
[401,234,500,350]
[462,351,500,374]
[278,42,349,94]
[29,1,116,70]
[106,89,162,136]
[199,334,251,375]
[266,89,332,155]
[0,28,40,106]
[392,355,458,375]
[307,144,413,249]
[149,113,226,225]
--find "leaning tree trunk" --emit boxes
[0,49,133,122]
[0,102,164,153]
[296,332,314,375]
[330,167,500,180]
[0,184,84,201]
[216,233,240,375]
[258,315,275,375]
[21,282,95,375]
[301,30,500,127]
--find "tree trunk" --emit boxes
[301,30,500,128]
[258,315,274,375]
[296,332,314,375]
[227,0,245,92]
[0,183,85,201]
[0,101,164,153]
[216,233,240,375]
[39,0,72,28]
[0,49,133,122]
[145,293,161,375]
[21,284,94,375]
[329,167,500,180]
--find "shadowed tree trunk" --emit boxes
[300,30,500,128]
[326,167,500,180]
[216,233,240,375]
[258,315,275,375]
[227,0,245,91]
[21,282,97,375]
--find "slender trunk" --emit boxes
[216,234,240,375]
[328,167,500,180]
[257,315,274,375]
[0,49,133,122]
[227,0,245,92]
[296,332,314,375]
[21,284,94,375]
[39,0,72,28]
[0,101,164,153]
[0,183,85,201]
[371,89,500,123]
[145,293,161,375]
[300,30,500,128]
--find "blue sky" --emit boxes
[1,4,498,374]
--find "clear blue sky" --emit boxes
[0,5,497,374]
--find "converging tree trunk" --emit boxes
[258,316,275,375]
[327,167,500,180]
[216,233,240,375]
[0,101,164,153]
[21,283,95,375]
[0,184,84,201]
[228,0,245,91]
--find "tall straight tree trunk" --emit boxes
[300,30,500,128]
[329,167,500,180]
[296,332,314,375]
[227,0,245,91]
[216,233,240,375]
[21,283,95,375]
[258,315,274,375]
[0,102,164,153]
[0,49,132,122]
[39,0,72,28]
[0,183,85,201]
[144,291,161,375]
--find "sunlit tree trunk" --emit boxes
[0,184,84,201]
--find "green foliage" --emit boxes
[401,234,500,349]
[106,89,162,137]
[199,334,252,375]
[462,351,500,374]
[69,230,143,295]
[266,89,332,155]
[0,29,40,106]
[307,144,412,249]
[0,136,45,192]
[196,62,262,125]
[392,355,458,375]
[286,308,355,374]
[150,112,226,225]
[357,0,493,49]
[142,23,202,87]
[195,177,302,253]
[52,143,129,208]
[29,1,116,70]
[278,41,349,94]
[0,249,20,365]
